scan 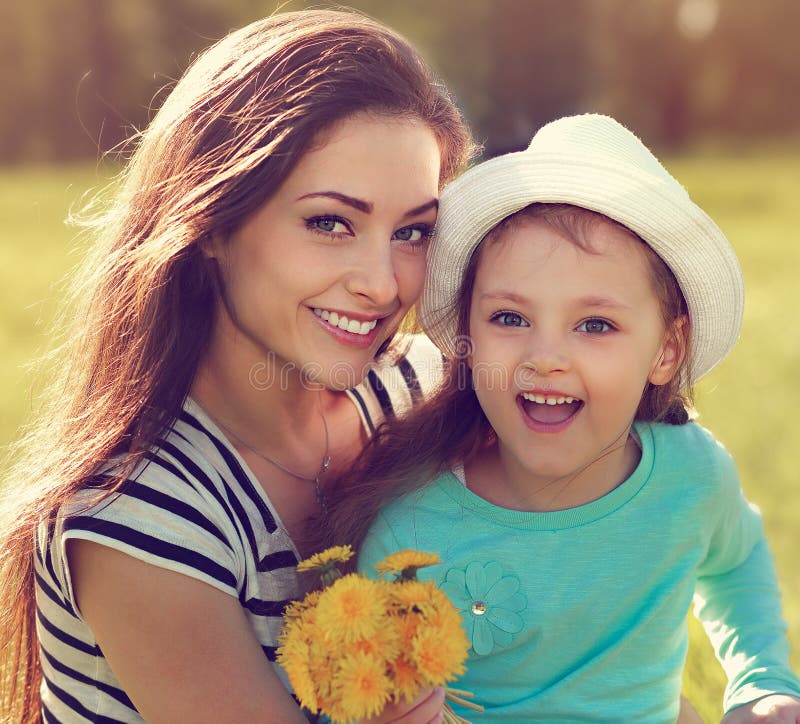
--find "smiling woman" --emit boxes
[198,115,441,391]
[0,9,474,723]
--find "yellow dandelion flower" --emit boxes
[276,624,307,659]
[282,589,322,621]
[390,609,423,649]
[414,583,459,620]
[297,545,354,572]
[376,549,441,579]
[412,625,469,685]
[308,652,336,702]
[281,649,318,712]
[316,574,388,644]
[348,622,401,663]
[334,651,391,721]
[387,580,433,611]
[389,654,423,702]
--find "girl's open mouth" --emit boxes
[517,393,583,432]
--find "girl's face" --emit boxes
[467,217,683,507]
[206,113,441,389]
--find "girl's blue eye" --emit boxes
[578,318,613,334]
[306,216,351,236]
[393,224,432,246]
[491,311,528,327]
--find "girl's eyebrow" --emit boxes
[479,291,632,311]
[576,295,633,311]
[295,192,438,219]
[479,290,531,305]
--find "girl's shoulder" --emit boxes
[639,419,738,484]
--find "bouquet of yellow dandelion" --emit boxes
[278,545,481,724]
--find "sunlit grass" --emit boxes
[1,151,799,720]
[669,148,800,720]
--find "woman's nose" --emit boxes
[344,239,400,308]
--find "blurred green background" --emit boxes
[1,1,798,720]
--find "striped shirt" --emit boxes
[34,335,444,723]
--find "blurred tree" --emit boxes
[481,0,596,155]
[591,0,701,148]
[704,0,800,137]
[0,0,236,164]
[1,0,799,163]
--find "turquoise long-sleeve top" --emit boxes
[359,421,800,723]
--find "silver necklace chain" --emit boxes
[209,392,331,510]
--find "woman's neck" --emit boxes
[190,327,322,450]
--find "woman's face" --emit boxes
[207,113,441,389]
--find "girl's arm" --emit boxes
[695,538,800,718]
[692,443,800,716]
[721,694,800,723]
[69,540,443,723]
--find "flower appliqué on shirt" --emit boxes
[441,560,526,656]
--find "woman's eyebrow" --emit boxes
[403,199,439,219]
[296,192,438,219]
[296,191,372,213]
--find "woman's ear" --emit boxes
[199,233,224,260]
[649,315,688,386]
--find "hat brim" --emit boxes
[420,148,744,384]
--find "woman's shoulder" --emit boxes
[57,400,276,546]
[377,332,445,381]
[348,333,446,430]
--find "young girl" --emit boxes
[0,10,476,723]
[330,114,800,722]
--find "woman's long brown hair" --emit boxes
[325,203,693,557]
[0,10,475,721]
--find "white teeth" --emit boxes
[313,308,378,336]
[521,392,576,405]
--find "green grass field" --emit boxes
[1,153,799,720]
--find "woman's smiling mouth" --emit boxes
[311,306,387,348]
[312,307,380,335]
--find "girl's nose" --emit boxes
[521,336,570,378]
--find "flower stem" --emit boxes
[444,686,484,720]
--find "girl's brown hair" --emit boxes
[0,10,475,721]
[325,203,692,556]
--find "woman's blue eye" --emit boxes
[492,311,528,327]
[393,224,432,245]
[306,216,350,236]
[578,318,613,334]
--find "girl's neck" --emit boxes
[465,428,642,513]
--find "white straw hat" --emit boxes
[419,113,744,384]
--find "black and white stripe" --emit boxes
[34,334,443,721]
[346,334,444,433]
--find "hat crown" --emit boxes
[526,114,688,198]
